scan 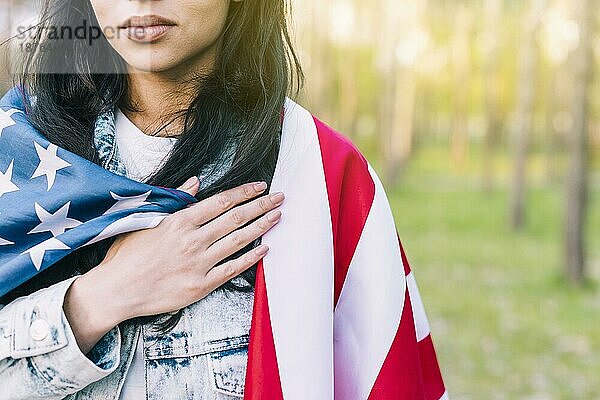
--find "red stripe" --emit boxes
[367,284,425,399]
[401,237,445,398]
[397,232,412,276]
[368,234,446,399]
[314,116,375,307]
[417,335,446,400]
[400,235,445,398]
[244,259,284,400]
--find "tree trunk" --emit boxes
[565,0,594,284]
[544,64,565,184]
[509,0,543,230]
[481,0,503,191]
[375,0,420,184]
[303,0,333,118]
[450,5,471,168]
[382,67,417,184]
[336,41,359,140]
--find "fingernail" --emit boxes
[267,209,282,222]
[183,176,198,190]
[270,192,284,204]
[254,181,267,192]
[255,244,269,256]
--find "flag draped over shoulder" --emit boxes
[0,86,196,297]
[243,99,448,399]
[0,85,447,399]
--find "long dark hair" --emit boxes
[0,0,303,333]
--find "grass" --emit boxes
[380,147,600,400]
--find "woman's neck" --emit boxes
[122,72,194,138]
[121,41,220,138]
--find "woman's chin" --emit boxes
[121,51,216,77]
[126,64,173,74]
[121,56,181,74]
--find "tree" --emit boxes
[481,0,503,191]
[375,0,423,183]
[509,0,544,229]
[565,0,594,284]
[450,4,472,168]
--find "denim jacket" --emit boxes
[0,106,253,400]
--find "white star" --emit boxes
[28,202,82,237]
[0,109,22,137]
[31,142,71,191]
[103,190,152,215]
[22,237,70,271]
[0,160,19,198]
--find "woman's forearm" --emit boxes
[62,267,126,355]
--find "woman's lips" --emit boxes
[122,25,173,43]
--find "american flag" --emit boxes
[0,86,196,297]
[0,84,447,399]
[244,100,448,399]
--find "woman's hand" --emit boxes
[63,177,283,354]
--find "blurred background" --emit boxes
[1,0,599,398]
[291,1,600,398]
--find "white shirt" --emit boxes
[114,107,178,182]
[114,107,177,399]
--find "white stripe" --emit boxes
[439,390,450,400]
[333,163,406,400]
[407,271,431,342]
[6,109,23,117]
[83,212,169,246]
[260,97,334,399]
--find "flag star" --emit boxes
[0,237,14,246]
[22,237,70,271]
[103,190,152,215]
[28,201,82,237]
[0,108,22,137]
[31,142,71,191]
[0,160,19,198]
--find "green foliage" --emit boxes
[384,147,600,399]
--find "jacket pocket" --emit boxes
[207,336,249,398]
[143,330,250,399]
[142,290,253,399]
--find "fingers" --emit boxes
[177,176,200,197]
[204,208,281,264]
[176,181,269,226]
[205,244,269,287]
[199,191,284,245]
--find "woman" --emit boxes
[0,0,447,399]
